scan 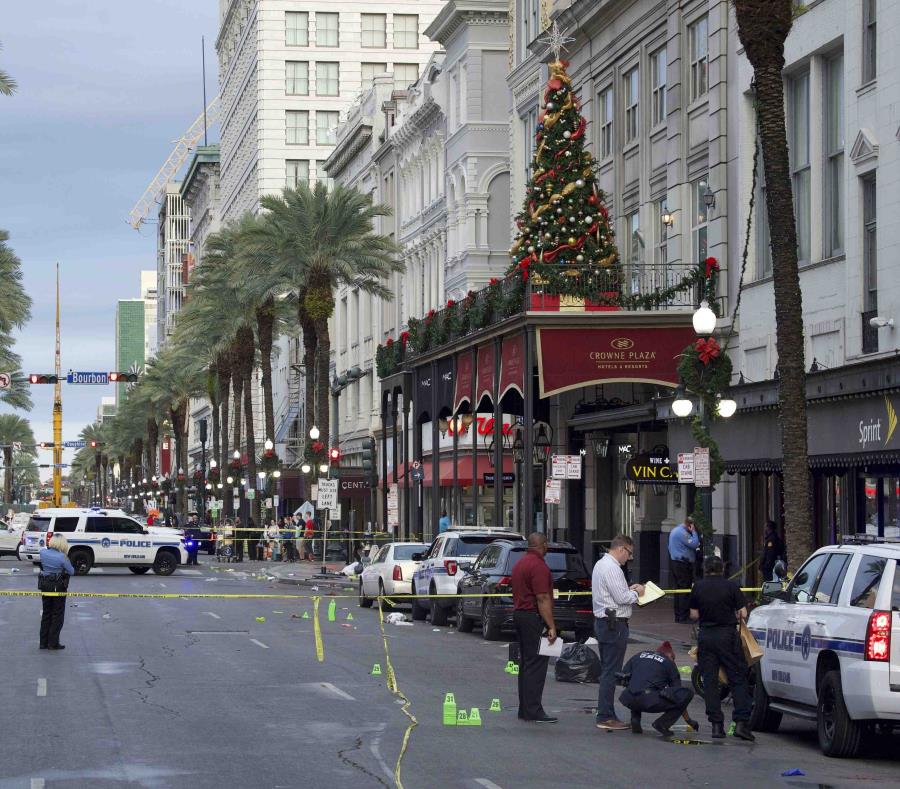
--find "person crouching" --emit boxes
[619,641,697,736]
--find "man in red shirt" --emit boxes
[511,532,558,723]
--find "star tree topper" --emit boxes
[539,20,575,62]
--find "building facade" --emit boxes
[114,299,146,407]
[156,183,190,348]
[140,270,158,361]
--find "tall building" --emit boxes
[180,144,221,273]
[96,396,116,425]
[115,299,146,407]
[156,183,190,348]
[140,270,158,360]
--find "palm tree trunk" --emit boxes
[133,439,143,485]
[2,446,11,504]
[217,355,232,516]
[313,315,332,450]
[237,325,260,525]
[298,295,318,442]
[171,401,188,518]
[146,417,159,478]
[256,297,276,444]
[231,365,243,456]
[735,0,813,569]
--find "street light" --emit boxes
[309,426,320,441]
[210,459,217,469]
[716,394,737,418]
[226,476,234,485]
[318,463,328,474]
[301,462,311,474]
[692,301,717,336]
[264,439,274,452]
[672,386,694,417]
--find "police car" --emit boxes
[410,528,524,625]
[748,537,900,757]
[22,507,189,576]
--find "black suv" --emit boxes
[455,540,593,640]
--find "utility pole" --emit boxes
[52,265,63,506]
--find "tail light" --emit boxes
[496,575,512,592]
[392,565,403,581]
[46,531,53,545]
[865,610,892,662]
[444,559,458,576]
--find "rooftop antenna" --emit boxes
[202,35,208,147]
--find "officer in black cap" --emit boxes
[619,641,697,735]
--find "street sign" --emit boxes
[677,453,695,484]
[63,440,86,448]
[246,489,256,500]
[66,371,110,385]
[12,441,22,451]
[0,372,10,390]
[209,499,222,511]
[410,467,424,482]
[693,447,711,488]
[317,478,338,508]
[544,478,562,504]
[330,504,341,521]
[551,454,582,480]
[317,479,338,494]
[53,463,68,469]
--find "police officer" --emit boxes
[619,641,697,736]
[184,514,201,566]
[688,556,754,740]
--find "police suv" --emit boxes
[748,537,900,757]
[410,528,524,625]
[22,508,188,576]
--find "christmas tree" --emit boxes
[509,57,620,286]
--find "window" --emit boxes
[522,105,538,180]
[374,545,390,563]
[286,110,309,145]
[850,555,887,608]
[316,112,338,145]
[361,62,387,87]
[825,54,844,257]
[316,161,335,189]
[113,518,144,534]
[51,517,79,533]
[756,140,772,278]
[599,87,613,158]
[393,63,418,89]
[654,198,668,269]
[286,160,309,187]
[519,0,542,61]
[788,553,829,603]
[892,565,900,611]
[316,12,339,47]
[286,11,308,47]
[862,0,876,83]
[361,14,386,48]
[689,16,708,100]
[285,61,309,95]
[862,172,877,356]
[788,70,810,264]
[85,517,108,534]
[477,545,500,570]
[317,62,339,96]
[691,177,709,263]
[624,68,639,143]
[394,14,419,49]
[393,545,424,561]
[650,47,667,126]
[624,210,640,293]
[813,553,851,604]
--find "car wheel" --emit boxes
[817,670,862,757]
[410,583,428,621]
[128,566,151,575]
[152,551,177,576]
[691,665,730,701]
[748,663,782,732]
[70,550,93,576]
[358,579,372,608]
[456,596,474,633]
[481,601,502,641]
[431,590,449,626]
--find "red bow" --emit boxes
[311,441,325,453]
[695,338,720,365]
[400,331,409,346]
[705,256,720,278]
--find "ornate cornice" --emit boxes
[324,125,373,177]
[426,0,509,45]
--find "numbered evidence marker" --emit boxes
[443,692,457,725]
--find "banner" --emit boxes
[415,365,433,423]
[454,351,474,414]
[437,356,454,417]
[498,334,525,400]
[476,343,495,408]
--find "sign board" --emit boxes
[264,498,272,509]
[317,479,338,494]
[273,495,279,508]
[483,471,515,486]
[12,441,22,451]
[0,372,10,390]
[209,499,222,511]
[410,467,424,482]
[625,453,678,485]
[66,371,109,385]
[544,478,562,504]
[246,489,256,500]
[63,440,86,448]
[693,447,711,488]
[387,485,399,529]
[677,453,695,484]
[551,454,582,480]
[318,491,337,509]
[330,504,341,521]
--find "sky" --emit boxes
[0,1,220,480]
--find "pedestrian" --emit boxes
[668,516,699,623]
[292,515,303,562]
[38,534,74,651]
[688,555,754,740]
[303,516,315,561]
[592,534,644,731]
[185,515,201,566]
[233,517,244,562]
[281,517,294,562]
[267,519,280,561]
[759,520,785,582]
[246,516,259,561]
[510,532,558,723]
[619,641,697,736]
[438,509,451,533]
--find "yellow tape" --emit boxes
[313,596,324,663]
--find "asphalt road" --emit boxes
[0,557,897,789]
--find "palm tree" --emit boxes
[734,0,812,568]
[256,183,402,446]
[0,43,16,96]
[0,414,36,504]
[0,230,32,411]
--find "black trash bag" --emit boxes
[554,643,601,683]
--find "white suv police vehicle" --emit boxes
[748,537,900,757]
[410,528,524,625]
[22,508,188,576]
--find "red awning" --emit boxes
[385,454,515,487]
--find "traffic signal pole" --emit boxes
[53,265,62,507]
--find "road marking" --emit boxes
[203,612,221,619]
[179,569,202,576]
[36,678,47,697]
[319,682,356,701]
[159,583,167,588]
[31,779,45,789]
[250,638,269,649]
[474,780,504,789]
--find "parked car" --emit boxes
[455,540,593,640]
[358,542,429,607]
[0,520,23,559]
[748,536,900,757]
[411,528,525,625]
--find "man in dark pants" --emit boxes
[668,516,699,622]
[511,532,558,723]
[619,641,697,735]
[689,556,754,741]
[592,534,644,730]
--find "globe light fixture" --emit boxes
[210,459,217,469]
[273,469,281,479]
[319,463,328,474]
[692,301,717,336]
[264,439,274,452]
[309,426,320,441]
[226,476,234,485]
[217,483,223,490]
[672,386,694,418]
[233,450,240,461]
[716,395,737,418]
[205,483,212,491]
[142,478,147,484]
[301,463,311,474]
[258,471,266,480]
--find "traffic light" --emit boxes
[89,440,98,448]
[329,447,341,466]
[28,374,59,384]
[360,437,377,486]
[38,441,55,449]
[108,371,139,383]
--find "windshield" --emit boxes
[27,516,51,532]
[507,548,589,577]
[451,536,520,557]
[393,545,427,560]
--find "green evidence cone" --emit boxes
[504,661,516,674]
[302,611,310,619]
[468,708,482,726]
[510,664,520,675]
[727,722,736,737]
[255,617,266,623]
[371,663,382,676]
[456,710,468,725]
[489,698,501,712]
[443,693,457,725]
[346,612,354,621]
[328,600,336,622]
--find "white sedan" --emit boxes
[358,542,428,608]
[0,521,23,559]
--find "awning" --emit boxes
[498,334,525,400]
[386,454,515,487]
[454,351,474,414]
[477,343,495,406]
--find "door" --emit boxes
[889,561,900,690]
[85,516,118,564]
[464,545,499,616]
[114,517,152,564]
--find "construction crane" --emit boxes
[128,95,221,230]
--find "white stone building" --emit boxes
[140,270,158,361]
[155,184,190,349]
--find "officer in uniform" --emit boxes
[689,555,754,740]
[619,641,697,736]
[184,514,201,566]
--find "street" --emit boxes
[0,558,897,789]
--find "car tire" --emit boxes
[129,566,151,575]
[152,551,177,576]
[691,665,730,702]
[431,589,449,627]
[456,597,474,633]
[817,670,862,758]
[70,550,93,576]
[749,663,782,732]
[481,601,502,641]
[411,585,428,621]
[359,579,373,608]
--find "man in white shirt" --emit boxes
[592,534,645,730]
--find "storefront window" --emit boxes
[861,475,900,540]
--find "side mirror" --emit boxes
[760,580,784,601]
[142,529,150,535]
[411,552,424,561]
